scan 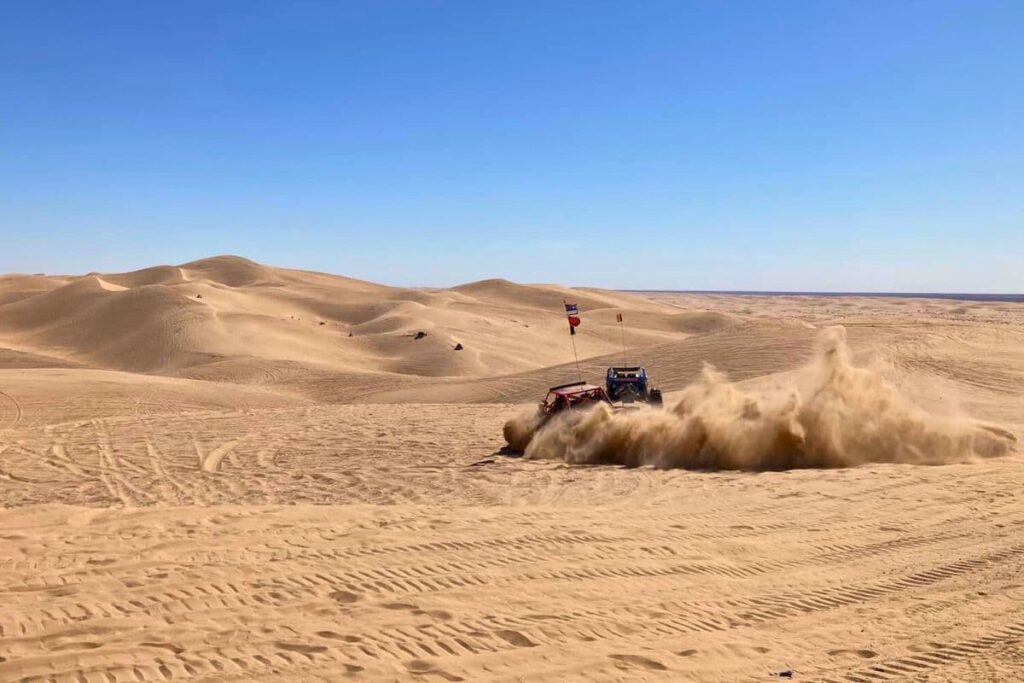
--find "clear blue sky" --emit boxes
[2,1,1021,291]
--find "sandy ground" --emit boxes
[1,258,1022,681]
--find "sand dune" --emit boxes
[0,258,1022,681]
[0,256,692,387]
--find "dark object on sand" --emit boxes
[319,321,326,326]
[414,331,427,340]
[770,671,794,678]
[454,343,463,351]
[196,294,202,299]
[348,332,353,337]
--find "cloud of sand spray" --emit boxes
[503,408,545,453]
[504,326,1015,470]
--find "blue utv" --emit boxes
[605,366,663,406]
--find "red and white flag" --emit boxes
[564,302,581,335]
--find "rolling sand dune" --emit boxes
[0,256,692,384]
[1,258,1022,681]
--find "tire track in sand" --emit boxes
[198,436,251,473]
[0,390,22,429]
[818,621,1024,682]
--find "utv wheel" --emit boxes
[649,389,663,407]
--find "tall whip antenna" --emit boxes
[570,332,582,383]
[564,300,583,382]
[617,312,627,367]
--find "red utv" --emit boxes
[539,381,612,420]
[502,381,613,452]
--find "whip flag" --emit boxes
[565,302,581,335]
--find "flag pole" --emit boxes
[618,313,627,367]
[565,300,582,383]
[570,331,582,383]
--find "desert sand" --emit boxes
[0,256,1022,682]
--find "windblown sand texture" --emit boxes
[1,256,1022,681]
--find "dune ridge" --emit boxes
[0,256,698,386]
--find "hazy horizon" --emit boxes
[3,253,1021,299]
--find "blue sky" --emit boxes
[2,1,1021,291]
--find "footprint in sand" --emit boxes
[142,642,185,654]
[405,659,464,681]
[317,631,362,643]
[276,641,327,654]
[828,648,878,659]
[413,608,452,620]
[382,601,419,610]
[494,630,538,648]
[407,660,434,673]
[609,654,668,671]
[51,642,102,651]
[330,590,361,604]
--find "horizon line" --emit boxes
[618,289,1023,303]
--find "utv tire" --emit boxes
[648,389,663,407]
